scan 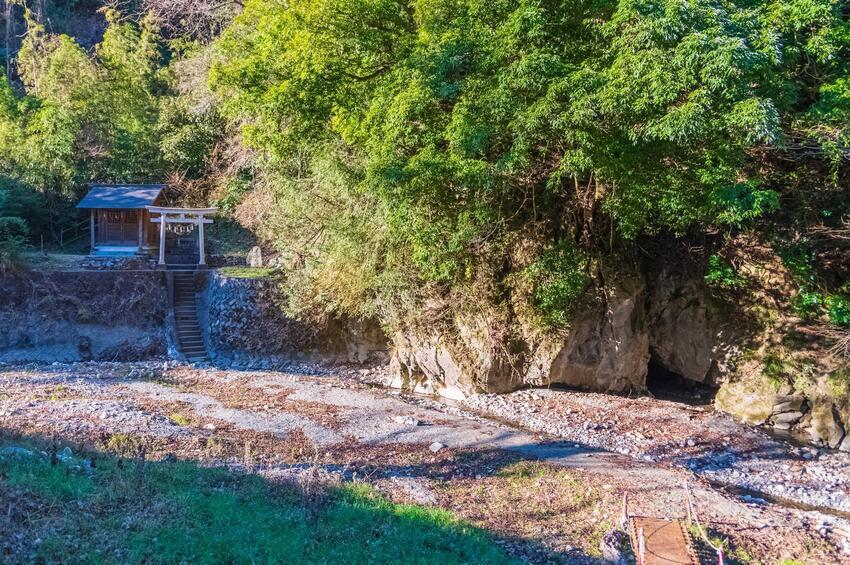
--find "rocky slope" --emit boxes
[200,270,388,367]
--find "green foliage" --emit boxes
[791,288,825,319]
[521,242,589,328]
[0,181,41,272]
[826,295,850,328]
[779,243,850,324]
[1,438,513,563]
[219,266,277,279]
[705,255,745,290]
[209,0,850,324]
[0,8,225,242]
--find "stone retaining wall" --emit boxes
[201,271,388,368]
[0,270,167,362]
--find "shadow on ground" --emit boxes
[0,429,601,564]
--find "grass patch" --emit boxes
[0,437,514,563]
[167,413,191,426]
[438,460,607,559]
[218,266,277,279]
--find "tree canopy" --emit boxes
[209,0,849,325]
[0,0,847,330]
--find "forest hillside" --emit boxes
[0,0,848,436]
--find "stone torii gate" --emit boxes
[146,206,216,267]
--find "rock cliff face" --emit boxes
[646,271,743,386]
[544,281,649,392]
[0,271,167,362]
[389,279,649,398]
[201,271,388,367]
[385,259,850,452]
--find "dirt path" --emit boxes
[1,361,848,563]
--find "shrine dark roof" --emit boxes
[76,184,165,209]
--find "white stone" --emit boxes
[429,442,446,453]
[246,246,263,268]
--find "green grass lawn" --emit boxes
[0,439,515,564]
[218,266,278,279]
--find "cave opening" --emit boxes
[645,355,717,406]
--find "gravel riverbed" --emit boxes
[458,387,850,517]
[3,360,850,561]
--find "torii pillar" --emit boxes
[147,207,216,269]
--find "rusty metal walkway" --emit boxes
[629,517,699,565]
[622,483,725,565]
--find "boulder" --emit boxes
[246,246,263,268]
[715,380,775,425]
[773,411,804,425]
[809,401,846,449]
[773,396,806,414]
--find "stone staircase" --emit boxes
[172,270,209,363]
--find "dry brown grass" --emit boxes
[153,370,345,429]
[435,461,614,560]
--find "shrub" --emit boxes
[827,295,850,328]
[521,241,589,329]
[0,189,30,274]
[791,288,824,319]
[705,254,744,290]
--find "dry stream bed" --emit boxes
[1,361,849,563]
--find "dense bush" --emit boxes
[0,183,37,272]
[210,0,849,328]
[1,1,847,335]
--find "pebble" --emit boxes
[393,415,420,426]
[460,386,850,515]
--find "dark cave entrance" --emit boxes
[645,355,717,406]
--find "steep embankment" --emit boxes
[0,270,167,362]
[387,240,850,452]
